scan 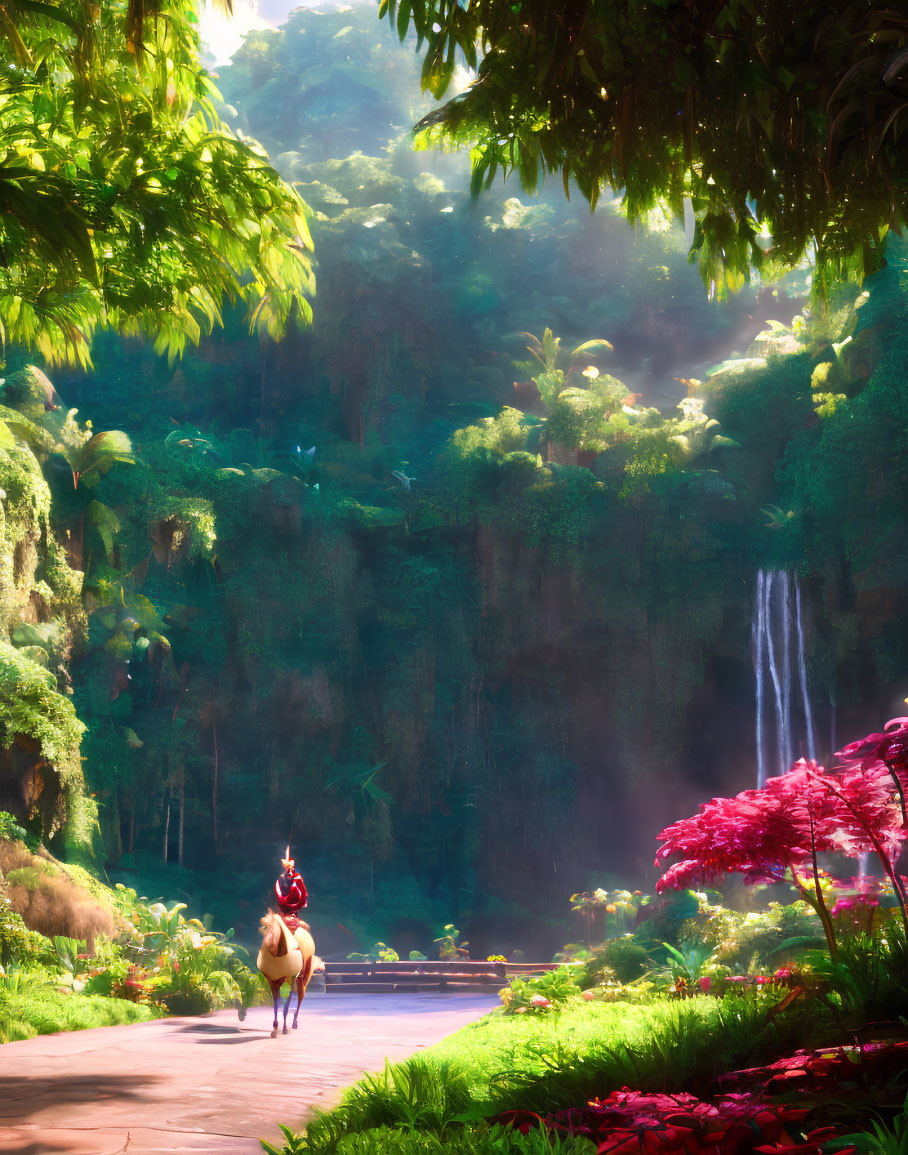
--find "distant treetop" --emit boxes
[383,0,908,299]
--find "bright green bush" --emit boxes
[583,936,651,984]
[111,885,258,1013]
[679,899,825,973]
[499,966,582,1014]
[0,894,48,965]
[0,978,155,1040]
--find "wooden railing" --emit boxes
[323,959,559,994]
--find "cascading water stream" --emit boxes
[753,573,872,880]
[752,569,816,787]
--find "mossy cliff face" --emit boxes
[43,256,908,953]
[0,382,88,847]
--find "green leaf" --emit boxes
[396,0,411,41]
[571,338,614,357]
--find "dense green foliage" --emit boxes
[0,821,260,1039]
[385,0,908,298]
[0,3,905,963]
[0,12,903,1155]
[0,0,313,366]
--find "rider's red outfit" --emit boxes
[275,867,308,919]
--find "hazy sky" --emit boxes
[200,0,369,64]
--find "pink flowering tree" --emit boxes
[836,715,908,824]
[655,758,907,958]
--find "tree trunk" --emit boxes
[114,787,123,861]
[212,720,219,857]
[178,765,185,867]
[164,793,170,865]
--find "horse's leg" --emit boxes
[291,975,303,1029]
[281,983,295,1035]
[292,958,312,1029]
[269,979,282,1038]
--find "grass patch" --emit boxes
[426,995,822,1108]
[292,993,828,1153]
[264,1122,595,1154]
[0,985,156,1042]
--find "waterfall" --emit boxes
[752,569,816,787]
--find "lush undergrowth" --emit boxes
[427,996,825,1110]
[0,978,155,1043]
[264,1122,596,1155]
[265,993,836,1153]
[264,876,908,1153]
[1,819,264,1042]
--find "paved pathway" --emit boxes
[0,991,498,1155]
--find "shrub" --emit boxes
[111,885,257,1013]
[499,966,582,1014]
[434,925,468,960]
[583,936,651,984]
[348,942,400,963]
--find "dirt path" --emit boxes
[0,991,498,1155]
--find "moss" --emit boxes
[0,440,53,633]
[0,643,66,741]
[5,866,48,891]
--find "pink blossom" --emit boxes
[837,715,908,777]
[655,757,906,908]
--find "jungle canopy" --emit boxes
[385,0,908,298]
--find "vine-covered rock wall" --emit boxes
[0,372,89,852]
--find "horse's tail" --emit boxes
[299,953,313,989]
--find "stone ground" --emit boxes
[0,991,498,1155]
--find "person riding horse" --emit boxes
[274,849,308,929]
[257,848,316,1036]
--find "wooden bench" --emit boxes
[323,959,559,994]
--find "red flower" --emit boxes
[535,1087,819,1155]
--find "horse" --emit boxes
[257,911,316,1038]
